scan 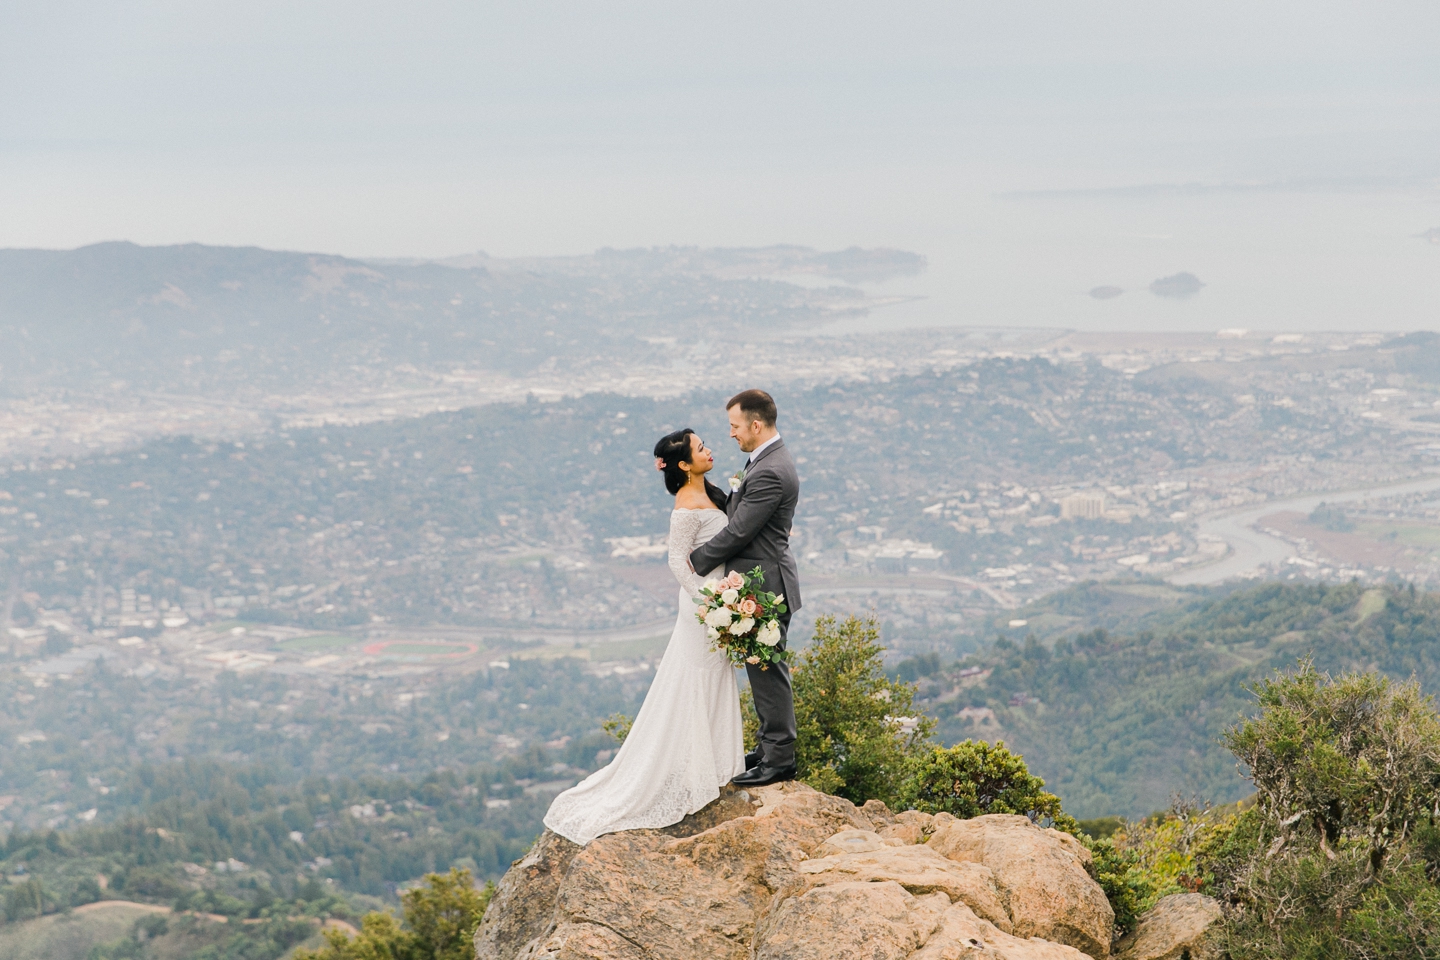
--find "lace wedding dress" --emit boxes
[543,508,746,845]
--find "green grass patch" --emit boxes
[506,633,668,663]
[1354,521,1440,548]
[1356,589,1388,622]
[585,634,669,662]
[0,903,159,960]
[277,634,356,652]
[381,642,469,656]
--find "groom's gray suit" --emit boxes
[690,438,801,767]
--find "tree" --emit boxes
[294,868,494,960]
[897,739,1078,834]
[1198,660,1440,960]
[1223,658,1440,877]
[789,615,934,805]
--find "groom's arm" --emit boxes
[689,468,784,573]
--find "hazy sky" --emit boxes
[4,1,1438,329]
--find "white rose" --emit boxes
[706,626,720,641]
[757,621,781,647]
[729,476,742,492]
[704,607,733,629]
[729,617,754,636]
[703,578,721,593]
[720,588,739,604]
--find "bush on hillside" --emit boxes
[1224,658,1440,878]
[1194,660,1440,959]
[3,877,51,922]
[767,615,934,805]
[295,868,494,960]
[897,739,1079,835]
[601,713,634,743]
[1085,836,1152,937]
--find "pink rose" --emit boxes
[725,572,746,590]
[738,597,758,617]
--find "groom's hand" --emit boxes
[690,468,784,571]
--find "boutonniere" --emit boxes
[729,469,746,493]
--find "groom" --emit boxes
[690,389,802,787]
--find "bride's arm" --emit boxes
[667,511,706,597]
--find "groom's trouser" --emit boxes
[746,610,796,767]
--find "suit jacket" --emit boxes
[689,437,803,614]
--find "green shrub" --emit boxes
[116,864,186,900]
[295,867,494,960]
[601,713,633,744]
[3,877,50,921]
[897,739,1078,835]
[1084,836,1152,936]
[1203,660,1440,959]
[790,615,934,805]
[1223,658,1440,878]
[1077,816,1125,840]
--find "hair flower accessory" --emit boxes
[655,456,667,472]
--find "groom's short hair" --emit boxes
[728,389,777,427]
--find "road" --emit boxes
[372,618,677,647]
[1170,475,1440,585]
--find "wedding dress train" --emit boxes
[543,508,745,845]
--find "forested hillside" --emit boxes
[919,580,1440,817]
[10,578,1440,959]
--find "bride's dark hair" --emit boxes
[653,428,728,510]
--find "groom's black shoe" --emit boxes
[732,761,797,787]
[744,749,763,771]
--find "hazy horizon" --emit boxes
[4,1,1439,331]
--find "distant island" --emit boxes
[1149,272,1204,299]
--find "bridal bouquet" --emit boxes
[694,567,788,670]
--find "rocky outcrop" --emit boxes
[475,782,1115,960]
[927,814,1114,959]
[1113,894,1222,960]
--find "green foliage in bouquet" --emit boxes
[694,566,788,671]
[897,739,1079,834]
[295,868,494,960]
[790,615,934,805]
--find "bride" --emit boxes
[543,428,745,845]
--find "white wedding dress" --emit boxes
[544,508,746,845]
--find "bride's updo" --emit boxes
[653,428,728,510]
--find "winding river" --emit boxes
[1169,475,1440,586]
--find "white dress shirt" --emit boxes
[748,434,781,463]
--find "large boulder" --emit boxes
[797,836,1013,931]
[474,783,1116,960]
[753,882,950,960]
[1113,894,1222,960]
[927,814,1114,959]
[912,902,1093,960]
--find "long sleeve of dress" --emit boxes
[667,510,707,597]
